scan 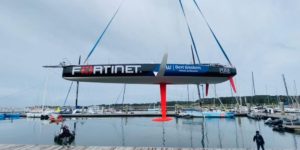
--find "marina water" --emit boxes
[0,117,299,149]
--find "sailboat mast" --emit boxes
[251,72,256,105]
[282,74,294,106]
[121,84,126,111]
[282,74,289,97]
[252,72,256,96]
[75,56,81,108]
[75,82,79,108]
[266,85,270,104]
[42,73,49,111]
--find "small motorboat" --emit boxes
[40,114,49,120]
[26,112,42,118]
[5,113,21,119]
[0,114,4,120]
[264,118,273,125]
[49,114,64,123]
[283,118,300,126]
[273,125,285,132]
[283,125,300,132]
[271,119,283,126]
[265,118,283,126]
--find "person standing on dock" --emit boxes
[253,131,265,150]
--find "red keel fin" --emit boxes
[152,83,172,122]
[205,83,209,96]
[229,77,237,93]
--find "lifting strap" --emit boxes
[193,0,233,66]
[179,0,201,64]
[63,82,74,106]
[84,0,124,64]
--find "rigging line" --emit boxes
[191,45,202,103]
[114,86,124,104]
[63,82,74,106]
[84,0,124,64]
[179,0,201,64]
[193,0,233,66]
[190,45,196,64]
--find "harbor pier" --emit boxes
[0,144,277,150]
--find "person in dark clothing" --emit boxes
[59,125,71,138]
[253,131,265,150]
[62,125,71,138]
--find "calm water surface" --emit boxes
[0,117,299,149]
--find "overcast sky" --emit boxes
[0,0,299,107]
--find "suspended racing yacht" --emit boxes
[63,59,236,85]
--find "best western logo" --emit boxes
[72,65,142,75]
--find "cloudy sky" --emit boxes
[0,0,299,107]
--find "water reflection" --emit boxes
[162,123,166,147]
[218,119,222,148]
[201,119,206,148]
[121,118,125,146]
[0,117,299,149]
[238,117,245,147]
[292,135,298,150]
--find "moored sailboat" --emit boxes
[178,108,234,118]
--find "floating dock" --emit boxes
[20,112,247,118]
[61,113,176,118]
[251,112,298,120]
[0,144,269,150]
